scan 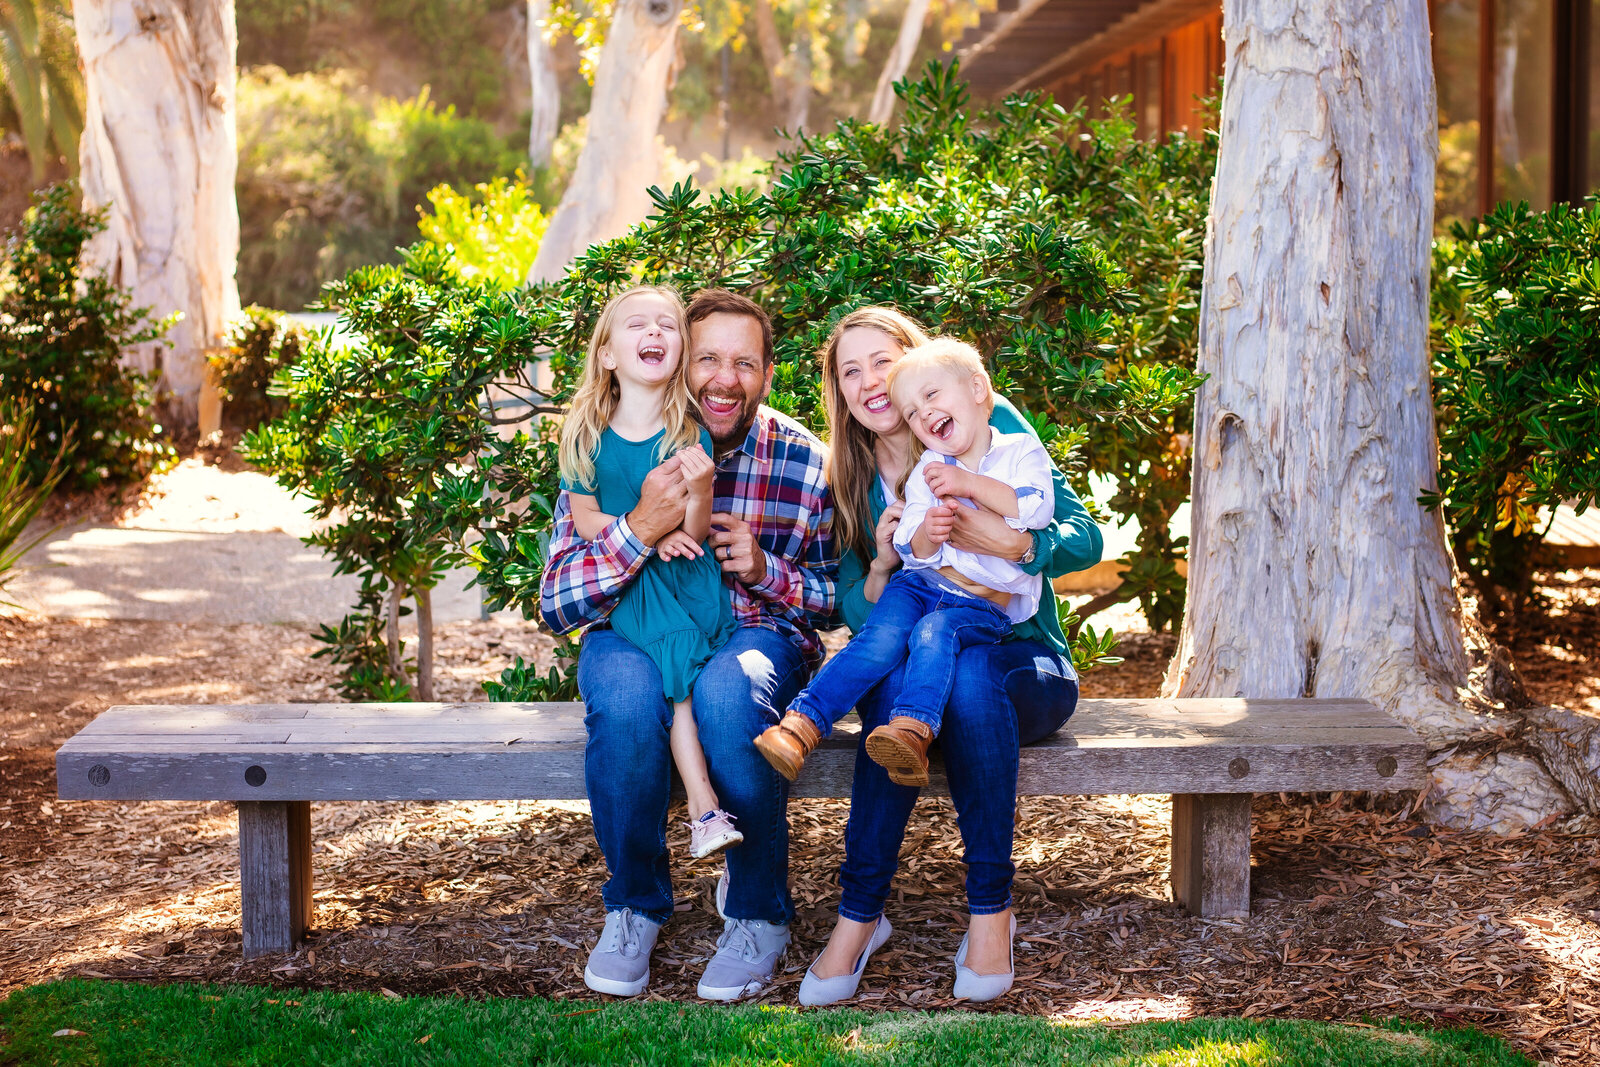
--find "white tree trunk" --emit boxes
[73,0,239,433]
[785,23,812,132]
[748,0,792,116]
[527,0,559,169]
[527,0,681,283]
[868,0,929,126]
[1163,0,1573,831]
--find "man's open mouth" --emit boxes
[702,393,741,417]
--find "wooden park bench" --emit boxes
[57,698,1427,958]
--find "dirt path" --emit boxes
[2,453,1598,1060]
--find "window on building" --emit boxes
[1141,50,1163,136]
[1494,0,1554,209]
[1584,0,1597,195]
[1432,0,1482,225]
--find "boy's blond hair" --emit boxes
[886,337,996,415]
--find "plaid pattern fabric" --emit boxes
[539,407,837,668]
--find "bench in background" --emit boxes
[57,698,1428,957]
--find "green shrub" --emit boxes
[0,182,174,489]
[242,243,548,700]
[210,306,306,431]
[1043,97,1215,632]
[0,399,69,607]
[1428,197,1600,617]
[254,65,1206,699]
[418,175,548,290]
[236,67,522,310]
[458,64,1201,694]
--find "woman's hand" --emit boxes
[945,499,1033,560]
[655,529,704,561]
[677,443,715,500]
[870,502,905,575]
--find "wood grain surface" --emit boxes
[59,697,1427,801]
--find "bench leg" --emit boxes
[1170,793,1251,918]
[238,801,312,958]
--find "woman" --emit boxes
[798,307,1102,1005]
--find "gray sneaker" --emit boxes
[696,917,791,1001]
[583,908,661,997]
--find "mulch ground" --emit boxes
[2,572,1599,1062]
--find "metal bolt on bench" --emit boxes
[57,698,1428,957]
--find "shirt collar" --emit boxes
[724,408,773,466]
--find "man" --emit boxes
[539,288,836,1000]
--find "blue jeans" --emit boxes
[790,569,1012,738]
[836,637,1079,921]
[577,625,807,926]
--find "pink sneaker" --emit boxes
[690,809,743,858]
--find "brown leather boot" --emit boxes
[864,716,935,787]
[754,711,823,782]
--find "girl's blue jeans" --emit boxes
[577,625,806,927]
[836,636,1079,920]
[788,568,1012,738]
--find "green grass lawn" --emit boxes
[0,979,1531,1066]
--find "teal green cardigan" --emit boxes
[833,397,1104,661]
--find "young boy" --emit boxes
[753,338,1055,786]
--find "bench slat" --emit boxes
[57,698,1429,802]
[54,697,1431,941]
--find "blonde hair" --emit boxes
[818,306,932,565]
[886,337,996,415]
[559,285,701,491]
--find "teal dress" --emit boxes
[566,426,735,702]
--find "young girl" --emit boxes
[559,285,742,858]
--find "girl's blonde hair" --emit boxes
[559,285,701,491]
[818,306,932,565]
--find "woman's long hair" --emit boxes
[559,285,700,491]
[818,306,932,565]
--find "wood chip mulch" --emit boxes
[3,578,1599,1063]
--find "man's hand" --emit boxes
[922,504,958,546]
[655,529,704,561]
[945,499,1033,560]
[709,512,767,586]
[629,455,689,545]
[922,464,972,501]
[870,502,905,575]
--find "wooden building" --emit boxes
[958,0,1598,219]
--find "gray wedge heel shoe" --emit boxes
[797,916,893,1007]
[952,913,1016,1002]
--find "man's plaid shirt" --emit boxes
[539,407,838,669]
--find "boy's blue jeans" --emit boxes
[789,568,1012,738]
[838,639,1078,920]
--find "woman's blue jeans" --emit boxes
[577,625,806,926]
[789,568,1012,738]
[836,637,1079,921]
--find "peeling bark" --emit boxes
[748,0,792,115]
[415,585,434,702]
[527,0,682,282]
[1163,0,1577,830]
[527,0,559,168]
[73,0,239,432]
[868,0,929,126]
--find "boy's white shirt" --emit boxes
[892,428,1055,623]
